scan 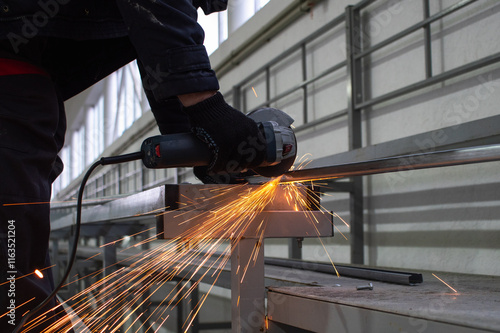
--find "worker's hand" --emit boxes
[183,92,266,182]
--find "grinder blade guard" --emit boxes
[247,107,297,177]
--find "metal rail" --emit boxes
[265,258,423,285]
[282,144,500,182]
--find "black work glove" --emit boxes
[183,92,266,183]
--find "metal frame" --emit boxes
[345,5,365,264]
[229,0,500,265]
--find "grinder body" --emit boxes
[142,132,213,168]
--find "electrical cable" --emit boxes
[12,151,143,333]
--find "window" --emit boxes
[71,126,85,180]
[198,0,270,54]
[86,96,105,165]
[116,64,143,138]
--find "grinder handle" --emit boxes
[141,133,213,168]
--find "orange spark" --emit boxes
[333,212,349,228]
[432,273,458,293]
[83,253,101,261]
[0,265,55,286]
[34,270,44,279]
[251,86,258,97]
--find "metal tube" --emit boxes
[302,43,308,124]
[281,144,500,182]
[346,5,365,265]
[265,258,423,285]
[423,0,432,79]
[266,66,271,107]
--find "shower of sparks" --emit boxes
[432,273,458,293]
[15,160,345,332]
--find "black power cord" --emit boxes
[13,151,143,333]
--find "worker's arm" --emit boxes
[115,0,222,101]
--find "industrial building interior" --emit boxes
[48,0,499,332]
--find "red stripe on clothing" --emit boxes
[0,58,48,76]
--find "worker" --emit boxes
[0,1,265,331]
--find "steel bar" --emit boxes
[353,0,376,10]
[301,42,308,124]
[282,144,500,182]
[266,66,271,107]
[265,258,423,285]
[346,5,365,265]
[423,0,432,79]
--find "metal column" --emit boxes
[231,239,266,333]
[346,5,364,265]
[103,234,118,277]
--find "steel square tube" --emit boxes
[157,210,333,240]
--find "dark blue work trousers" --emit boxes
[0,71,67,331]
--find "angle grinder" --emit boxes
[141,108,297,177]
